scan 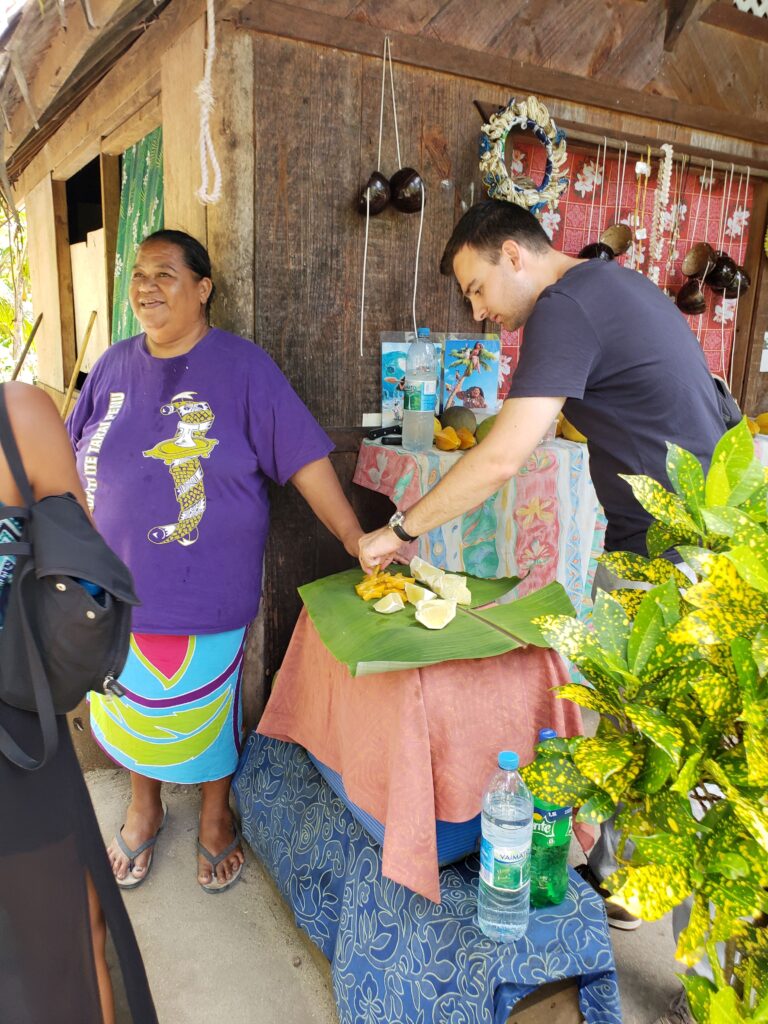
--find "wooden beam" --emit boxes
[2,0,127,164]
[101,94,162,156]
[700,0,768,44]
[738,180,768,412]
[235,0,768,147]
[99,153,121,338]
[161,16,207,241]
[25,174,76,392]
[664,0,701,52]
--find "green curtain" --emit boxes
[111,127,164,342]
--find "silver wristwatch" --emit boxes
[388,510,417,543]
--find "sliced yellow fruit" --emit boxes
[747,417,759,436]
[415,598,457,630]
[432,572,472,605]
[373,592,405,614]
[434,417,442,435]
[754,412,768,435]
[404,582,436,605]
[410,556,444,583]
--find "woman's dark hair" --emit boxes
[140,229,216,320]
[440,200,552,275]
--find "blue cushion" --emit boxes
[308,752,481,866]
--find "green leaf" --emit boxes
[701,506,766,546]
[298,570,574,676]
[671,751,704,796]
[740,484,768,523]
[680,975,716,1024]
[676,546,716,579]
[675,893,711,967]
[633,744,675,794]
[727,459,766,508]
[708,986,743,1024]
[752,624,768,676]
[667,443,706,519]
[690,664,741,724]
[590,590,631,663]
[647,522,695,558]
[627,595,666,675]
[709,417,758,488]
[619,474,701,534]
[632,831,696,869]
[555,683,624,719]
[671,556,768,646]
[646,790,701,838]
[572,735,635,788]
[575,788,615,825]
[521,752,597,806]
[706,460,732,507]
[604,862,692,920]
[626,703,684,767]
[725,544,768,593]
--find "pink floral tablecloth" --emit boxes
[258,609,583,903]
[354,439,605,616]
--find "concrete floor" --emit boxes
[87,768,682,1024]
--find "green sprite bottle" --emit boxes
[530,728,572,908]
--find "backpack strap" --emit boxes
[0,385,34,508]
[0,563,59,770]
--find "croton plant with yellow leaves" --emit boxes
[523,418,768,1023]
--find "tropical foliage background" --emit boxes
[0,201,35,382]
[523,419,768,1023]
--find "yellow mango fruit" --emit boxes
[747,417,759,436]
[756,412,768,435]
[433,417,442,435]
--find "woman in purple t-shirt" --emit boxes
[68,230,364,894]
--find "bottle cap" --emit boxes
[416,327,430,337]
[538,728,557,741]
[498,750,519,770]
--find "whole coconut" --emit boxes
[475,414,497,442]
[441,406,477,436]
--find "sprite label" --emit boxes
[403,379,437,413]
[479,837,530,892]
[532,801,573,848]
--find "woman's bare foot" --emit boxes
[107,773,164,884]
[197,776,243,887]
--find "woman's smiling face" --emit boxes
[129,240,212,350]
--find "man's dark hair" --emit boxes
[440,200,552,275]
[140,228,217,320]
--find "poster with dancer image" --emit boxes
[442,335,501,414]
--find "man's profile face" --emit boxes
[452,242,539,332]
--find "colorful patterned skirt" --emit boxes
[90,627,247,784]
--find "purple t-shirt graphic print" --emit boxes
[67,329,333,634]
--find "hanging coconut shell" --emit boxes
[676,279,707,315]
[681,242,715,278]
[389,167,425,212]
[600,223,632,256]
[723,265,751,299]
[358,171,390,215]
[704,250,738,292]
[578,241,615,261]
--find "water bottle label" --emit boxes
[532,803,573,847]
[479,836,530,892]
[403,379,437,413]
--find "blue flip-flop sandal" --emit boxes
[114,802,168,890]
[197,822,244,895]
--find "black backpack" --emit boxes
[0,385,139,770]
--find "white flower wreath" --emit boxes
[479,96,569,214]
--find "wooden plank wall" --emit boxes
[202,20,768,679]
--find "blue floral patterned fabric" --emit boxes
[234,734,622,1024]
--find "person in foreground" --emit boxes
[358,200,730,1024]
[68,229,363,894]
[0,382,157,1024]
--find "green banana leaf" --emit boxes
[298,568,575,677]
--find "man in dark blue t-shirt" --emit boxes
[359,199,726,567]
[358,201,731,981]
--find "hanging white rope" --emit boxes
[360,38,390,357]
[195,0,222,206]
[412,183,426,337]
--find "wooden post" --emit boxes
[9,312,42,380]
[60,310,97,420]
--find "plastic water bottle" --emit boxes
[530,728,572,908]
[477,750,533,941]
[402,327,437,452]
